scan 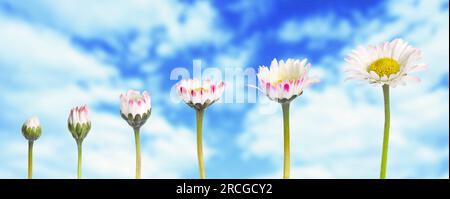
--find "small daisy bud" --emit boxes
[22,116,42,141]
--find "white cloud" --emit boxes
[278,13,352,49]
[3,0,231,58]
[0,15,116,86]
[226,0,273,31]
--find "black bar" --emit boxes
[0,179,448,197]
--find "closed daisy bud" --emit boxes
[68,105,91,142]
[68,105,91,179]
[22,116,42,141]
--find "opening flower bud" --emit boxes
[68,105,91,142]
[120,90,152,129]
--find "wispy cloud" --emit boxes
[278,14,352,48]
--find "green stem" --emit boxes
[380,85,390,179]
[28,140,33,179]
[134,128,141,179]
[77,140,82,179]
[282,102,290,179]
[196,109,206,179]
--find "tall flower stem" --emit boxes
[76,140,82,179]
[134,128,141,179]
[281,102,290,179]
[28,140,33,179]
[380,84,391,179]
[196,109,206,179]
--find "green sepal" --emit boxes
[22,125,42,141]
[276,91,302,104]
[68,122,91,142]
[121,109,151,129]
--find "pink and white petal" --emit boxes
[407,64,428,73]
[403,75,421,83]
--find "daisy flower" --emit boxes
[22,116,42,179]
[176,78,225,179]
[120,90,152,179]
[345,38,427,87]
[257,58,319,179]
[68,105,91,179]
[345,38,427,179]
[176,78,225,111]
[258,58,319,103]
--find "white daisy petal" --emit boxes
[256,58,318,102]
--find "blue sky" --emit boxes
[0,0,448,179]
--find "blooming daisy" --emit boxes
[257,58,319,103]
[257,58,319,179]
[345,38,427,179]
[345,38,427,87]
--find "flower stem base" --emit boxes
[380,84,391,179]
[281,102,290,179]
[76,140,83,179]
[196,109,206,179]
[134,128,141,179]
[28,140,33,179]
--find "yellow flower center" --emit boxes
[368,58,400,77]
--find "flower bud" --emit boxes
[68,105,91,142]
[22,116,42,141]
[120,90,151,129]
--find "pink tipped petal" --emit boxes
[283,83,289,92]
[404,76,421,83]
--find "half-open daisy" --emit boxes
[176,79,225,111]
[257,58,318,103]
[175,78,224,179]
[256,58,318,179]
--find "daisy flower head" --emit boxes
[257,58,319,103]
[120,89,151,124]
[176,78,225,111]
[345,38,427,87]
